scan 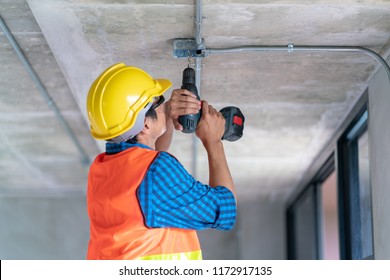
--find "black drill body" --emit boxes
[178,67,245,142]
[179,67,201,133]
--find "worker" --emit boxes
[85,63,236,260]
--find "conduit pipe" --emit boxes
[195,0,203,47]
[189,0,204,177]
[190,57,203,176]
[203,45,390,83]
[0,15,90,165]
[190,0,217,176]
[194,0,203,94]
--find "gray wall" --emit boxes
[0,192,285,259]
[198,198,285,260]
[368,57,390,260]
[0,193,89,259]
[237,198,285,259]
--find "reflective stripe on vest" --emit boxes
[87,147,202,260]
[138,250,202,260]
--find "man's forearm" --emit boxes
[155,118,174,152]
[205,141,236,198]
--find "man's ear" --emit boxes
[141,117,151,134]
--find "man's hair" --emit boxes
[126,106,157,144]
[145,106,157,120]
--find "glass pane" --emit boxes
[294,189,317,259]
[357,130,373,258]
[320,171,340,259]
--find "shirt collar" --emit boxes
[105,142,152,155]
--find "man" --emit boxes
[86,63,236,260]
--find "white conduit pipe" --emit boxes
[190,57,203,177]
[194,0,203,98]
[195,0,203,46]
[203,45,390,83]
[190,0,204,177]
[0,15,90,165]
[194,0,203,85]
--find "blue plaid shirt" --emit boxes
[106,142,236,230]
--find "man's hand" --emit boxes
[166,89,201,130]
[156,89,200,151]
[196,101,226,148]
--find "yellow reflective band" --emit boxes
[138,250,202,260]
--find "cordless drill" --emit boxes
[178,67,245,141]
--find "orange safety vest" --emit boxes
[87,147,202,260]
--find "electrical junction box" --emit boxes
[172,38,206,58]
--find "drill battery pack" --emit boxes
[219,106,245,142]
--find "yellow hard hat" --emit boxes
[86,63,172,142]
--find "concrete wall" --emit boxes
[0,193,285,260]
[198,198,286,260]
[237,199,285,260]
[0,193,89,259]
[368,57,390,260]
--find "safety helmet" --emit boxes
[86,63,172,142]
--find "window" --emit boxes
[287,93,372,260]
[319,171,340,259]
[357,131,373,258]
[337,109,374,259]
[286,185,319,259]
[286,156,335,260]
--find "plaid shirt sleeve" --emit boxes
[137,152,236,230]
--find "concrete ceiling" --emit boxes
[1,0,389,203]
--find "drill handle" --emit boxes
[179,67,201,133]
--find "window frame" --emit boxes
[286,155,334,260]
[286,91,372,260]
[337,105,374,260]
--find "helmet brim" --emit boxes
[155,79,172,96]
